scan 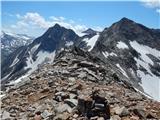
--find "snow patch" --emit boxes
[21,36,30,40]
[8,74,29,85]
[137,70,160,101]
[117,41,129,49]
[130,41,160,65]
[83,34,99,51]
[102,51,117,58]
[130,41,160,101]
[134,87,152,99]
[102,51,109,58]
[30,44,40,54]
[10,55,19,67]
[116,64,128,78]
[65,41,73,47]
[25,50,56,74]
[110,52,117,56]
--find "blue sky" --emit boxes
[1,1,160,37]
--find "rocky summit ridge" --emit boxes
[1,47,160,120]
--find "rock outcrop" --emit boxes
[1,47,160,120]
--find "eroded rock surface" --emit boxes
[1,48,160,120]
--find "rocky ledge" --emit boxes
[1,47,160,120]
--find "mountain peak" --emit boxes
[109,17,140,32]
[53,23,61,28]
[82,28,97,35]
[116,17,135,26]
[48,23,62,31]
[120,17,133,22]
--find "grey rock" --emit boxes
[55,103,72,113]
[19,112,28,120]
[69,93,77,99]
[114,106,129,117]
[15,77,31,88]
[2,110,11,119]
[64,99,78,107]
[133,107,146,118]
[34,104,47,113]
[41,110,54,119]
[110,115,121,120]
[77,71,87,79]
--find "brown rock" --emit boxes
[146,112,156,119]
[113,106,129,117]
[133,107,146,118]
[34,115,42,120]
[130,116,139,120]
[111,115,121,120]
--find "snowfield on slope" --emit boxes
[130,41,160,101]
[25,50,56,74]
[83,34,99,51]
[117,41,129,49]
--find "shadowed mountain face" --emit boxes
[1,24,80,83]
[1,18,160,101]
[31,24,79,52]
[91,17,160,100]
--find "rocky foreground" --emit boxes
[1,47,160,120]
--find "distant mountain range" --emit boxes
[1,31,34,62]
[1,17,160,101]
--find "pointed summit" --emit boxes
[108,17,147,34]
[114,17,135,28]
[120,17,134,23]
[82,28,97,35]
[46,23,62,32]
[53,23,62,29]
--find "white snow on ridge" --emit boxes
[20,36,30,40]
[116,63,128,78]
[10,55,19,67]
[102,51,117,58]
[137,70,160,101]
[117,41,129,49]
[102,51,109,58]
[65,41,73,47]
[130,41,160,65]
[134,87,153,99]
[83,34,99,51]
[8,74,29,85]
[25,50,56,74]
[30,44,40,54]
[110,52,117,56]
[130,41,160,101]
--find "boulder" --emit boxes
[41,110,54,119]
[133,107,146,118]
[2,110,11,119]
[53,112,70,120]
[110,115,121,120]
[69,93,77,99]
[113,106,129,117]
[77,93,110,119]
[55,103,72,113]
[34,104,47,113]
[64,99,78,108]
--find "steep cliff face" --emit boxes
[91,18,160,100]
[1,24,79,83]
